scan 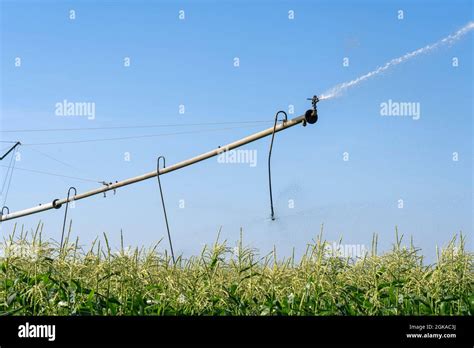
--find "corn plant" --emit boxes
[0,223,472,316]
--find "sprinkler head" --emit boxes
[304,95,320,124]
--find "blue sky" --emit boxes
[0,0,472,261]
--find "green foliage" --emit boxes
[0,224,472,316]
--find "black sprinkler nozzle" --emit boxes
[304,95,320,124]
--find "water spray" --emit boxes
[320,21,474,100]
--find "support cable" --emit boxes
[26,147,79,171]
[2,148,18,207]
[0,151,15,195]
[1,120,272,133]
[0,164,104,184]
[19,124,266,146]
[0,142,21,160]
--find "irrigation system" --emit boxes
[0,96,320,223]
[2,22,473,223]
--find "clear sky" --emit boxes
[1,0,472,262]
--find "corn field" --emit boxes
[0,223,472,316]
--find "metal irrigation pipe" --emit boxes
[0,104,319,222]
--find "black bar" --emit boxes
[0,316,471,346]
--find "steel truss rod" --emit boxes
[0,142,21,160]
[0,109,318,222]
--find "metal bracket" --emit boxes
[307,95,320,110]
[1,206,9,216]
[101,181,114,197]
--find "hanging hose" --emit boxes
[60,187,77,250]
[268,111,288,221]
[157,156,176,263]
